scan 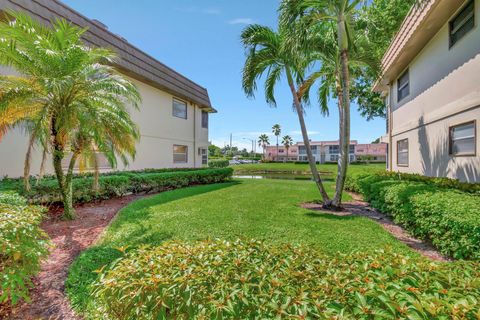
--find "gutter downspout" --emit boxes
[388,85,393,171]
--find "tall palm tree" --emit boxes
[282,135,294,162]
[257,134,270,160]
[272,124,281,161]
[281,0,364,207]
[0,12,141,219]
[242,24,330,203]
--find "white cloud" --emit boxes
[228,18,255,25]
[203,8,221,15]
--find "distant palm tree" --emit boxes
[272,124,281,161]
[0,12,141,219]
[281,135,293,162]
[242,24,330,203]
[258,134,270,160]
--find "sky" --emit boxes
[62,0,387,151]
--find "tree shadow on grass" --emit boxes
[304,211,363,221]
[65,181,241,313]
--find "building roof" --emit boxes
[297,140,358,146]
[373,0,466,93]
[0,0,216,112]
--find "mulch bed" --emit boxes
[301,193,450,262]
[7,195,145,320]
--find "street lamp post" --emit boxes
[243,138,255,163]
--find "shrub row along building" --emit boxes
[264,141,387,163]
[375,0,480,183]
[0,0,215,178]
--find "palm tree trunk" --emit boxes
[36,146,48,186]
[333,46,351,207]
[92,153,99,193]
[276,136,279,162]
[286,68,330,203]
[23,133,36,192]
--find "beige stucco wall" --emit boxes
[0,73,210,178]
[388,0,480,182]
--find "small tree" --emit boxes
[0,12,141,219]
[282,135,293,162]
[257,134,270,161]
[272,124,281,161]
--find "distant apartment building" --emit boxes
[0,0,215,178]
[265,140,386,163]
[374,0,480,182]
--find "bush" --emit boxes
[90,239,480,319]
[208,159,229,168]
[346,172,480,260]
[0,193,50,305]
[21,168,233,205]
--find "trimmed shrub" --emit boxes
[0,193,50,305]
[346,172,480,260]
[91,239,480,319]
[208,159,229,168]
[20,168,233,205]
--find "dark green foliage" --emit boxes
[346,172,480,260]
[0,193,50,305]
[90,239,480,319]
[208,159,230,168]
[13,168,233,205]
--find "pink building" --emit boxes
[265,145,299,162]
[355,144,387,162]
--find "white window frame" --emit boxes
[173,98,187,119]
[396,138,409,167]
[449,121,476,156]
[173,145,188,163]
[449,0,475,48]
[397,69,410,102]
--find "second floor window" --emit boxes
[449,0,475,47]
[202,111,208,128]
[397,69,410,102]
[173,99,187,119]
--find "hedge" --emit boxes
[208,159,229,168]
[0,192,50,306]
[346,172,480,260]
[20,168,233,205]
[90,239,480,319]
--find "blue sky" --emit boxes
[63,0,386,150]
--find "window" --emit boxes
[397,69,410,102]
[329,145,339,154]
[397,139,409,166]
[201,111,208,128]
[279,149,284,153]
[173,145,188,163]
[173,99,187,119]
[330,154,339,162]
[449,121,476,156]
[349,145,355,154]
[199,147,208,165]
[450,0,475,47]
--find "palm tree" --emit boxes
[281,135,293,162]
[0,12,141,219]
[257,134,270,160]
[242,24,330,203]
[281,0,366,207]
[272,124,281,161]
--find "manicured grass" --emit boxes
[232,162,386,175]
[66,178,411,313]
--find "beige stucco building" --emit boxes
[375,0,480,183]
[0,0,216,178]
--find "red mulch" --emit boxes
[7,195,145,320]
[302,193,450,262]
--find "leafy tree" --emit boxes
[281,135,294,162]
[0,12,140,219]
[242,24,330,202]
[257,134,270,160]
[208,144,222,157]
[272,124,281,161]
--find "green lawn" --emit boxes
[66,178,411,313]
[232,162,386,175]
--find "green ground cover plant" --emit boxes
[208,159,230,168]
[0,192,50,306]
[66,178,410,314]
[92,239,480,319]
[346,172,480,260]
